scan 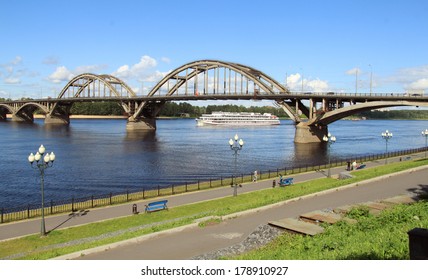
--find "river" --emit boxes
[0,118,427,209]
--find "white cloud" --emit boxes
[75,64,107,74]
[0,90,8,97]
[4,77,20,84]
[405,78,428,91]
[47,66,74,83]
[133,55,157,70]
[11,56,22,65]
[144,70,169,83]
[307,79,329,92]
[286,73,330,92]
[0,56,24,82]
[112,55,159,81]
[346,67,361,76]
[286,73,302,90]
[42,56,59,65]
[46,64,107,83]
[399,65,428,78]
[161,57,171,64]
[387,65,428,91]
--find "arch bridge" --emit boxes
[1,59,427,143]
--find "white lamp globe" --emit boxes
[49,152,56,162]
[28,153,35,163]
[38,145,46,154]
[44,153,51,163]
[239,139,244,146]
[34,152,41,162]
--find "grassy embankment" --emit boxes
[0,158,427,260]
[232,199,428,260]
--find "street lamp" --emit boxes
[369,64,373,96]
[28,145,55,236]
[381,130,393,164]
[229,134,244,197]
[323,133,336,178]
[422,129,428,158]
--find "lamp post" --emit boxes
[422,129,428,158]
[229,134,244,197]
[369,64,373,96]
[28,145,55,236]
[355,68,358,94]
[323,133,336,178]
[381,130,393,164]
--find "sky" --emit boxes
[1,0,428,105]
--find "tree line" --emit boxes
[356,110,428,120]
[69,101,288,118]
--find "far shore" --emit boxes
[5,114,191,120]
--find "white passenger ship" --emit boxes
[195,111,280,126]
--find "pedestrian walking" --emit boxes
[253,170,258,182]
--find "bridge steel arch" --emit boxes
[57,73,136,99]
[45,73,138,124]
[127,59,295,129]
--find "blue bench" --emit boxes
[279,177,293,187]
[356,164,366,170]
[145,200,168,213]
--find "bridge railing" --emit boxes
[1,146,427,224]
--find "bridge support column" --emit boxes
[126,117,156,131]
[294,123,328,143]
[44,114,70,125]
[11,113,33,123]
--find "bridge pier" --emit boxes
[126,117,156,131]
[11,113,33,123]
[44,114,70,125]
[294,123,328,143]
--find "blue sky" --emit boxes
[1,0,427,102]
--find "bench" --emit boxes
[279,177,293,187]
[145,200,168,213]
[356,164,366,170]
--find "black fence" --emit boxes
[1,147,427,224]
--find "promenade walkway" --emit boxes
[0,153,426,259]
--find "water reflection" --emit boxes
[292,142,328,166]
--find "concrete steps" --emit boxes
[269,218,324,236]
[269,194,418,236]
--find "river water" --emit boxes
[0,118,427,209]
